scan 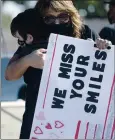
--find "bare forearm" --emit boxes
[5,56,29,81]
[5,48,46,81]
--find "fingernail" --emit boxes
[107,46,111,50]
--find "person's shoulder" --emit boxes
[82,24,94,31]
[99,25,115,44]
[100,26,115,34]
[14,45,29,58]
[81,24,99,41]
[14,46,23,55]
[82,24,91,30]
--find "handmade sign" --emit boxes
[30,34,114,139]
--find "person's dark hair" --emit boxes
[10,8,47,42]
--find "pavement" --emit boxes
[1,100,25,139]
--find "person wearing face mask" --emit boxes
[5,1,112,139]
[99,0,115,45]
[35,0,112,47]
[9,9,49,102]
[5,9,48,139]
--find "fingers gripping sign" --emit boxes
[27,48,47,69]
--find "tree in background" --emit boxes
[2,0,107,18]
[73,0,107,18]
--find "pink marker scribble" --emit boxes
[36,111,45,120]
[102,75,115,139]
[74,120,81,139]
[93,124,97,139]
[111,118,115,139]
[43,35,58,109]
[85,122,89,139]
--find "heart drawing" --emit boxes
[55,121,64,128]
[36,111,45,120]
[45,123,52,129]
[34,126,43,135]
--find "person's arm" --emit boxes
[5,54,29,81]
[5,48,47,81]
[99,27,115,45]
[81,24,112,49]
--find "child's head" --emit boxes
[10,8,47,46]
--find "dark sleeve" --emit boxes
[99,27,115,45]
[81,24,99,41]
[99,27,110,39]
[14,46,23,55]
[8,46,23,65]
[14,46,28,59]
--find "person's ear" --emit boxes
[26,34,33,44]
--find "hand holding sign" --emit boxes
[30,34,114,139]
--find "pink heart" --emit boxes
[45,123,52,129]
[34,126,43,135]
[36,111,45,120]
[55,121,64,128]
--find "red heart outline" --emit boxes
[55,121,64,128]
[34,126,43,135]
[45,123,52,129]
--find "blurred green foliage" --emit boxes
[73,0,107,18]
[2,0,107,18]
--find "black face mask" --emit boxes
[45,22,74,37]
[18,39,32,47]
[18,39,26,46]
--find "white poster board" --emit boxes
[30,34,115,139]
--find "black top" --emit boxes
[99,26,115,45]
[14,24,99,139]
